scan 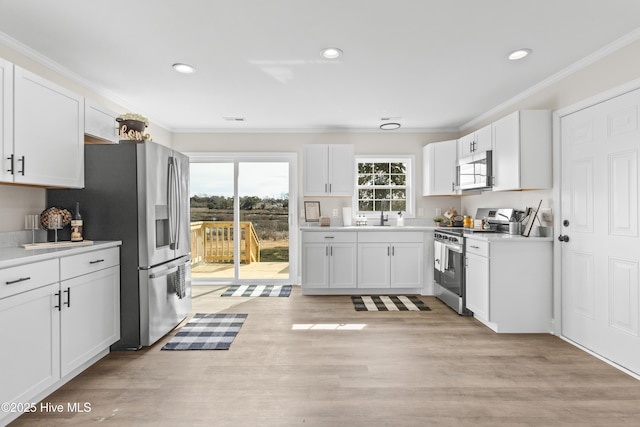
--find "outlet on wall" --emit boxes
[332,208,339,217]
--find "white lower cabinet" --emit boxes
[0,244,120,426]
[358,232,424,289]
[465,237,552,333]
[60,265,120,377]
[0,283,60,414]
[302,232,357,292]
[302,230,424,294]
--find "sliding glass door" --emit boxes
[189,153,296,284]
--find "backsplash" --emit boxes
[0,230,47,248]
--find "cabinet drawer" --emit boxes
[60,247,119,281]
[0,259,59,300]
[466,239,489,257]
[357,231,424,243]
[302,232,357,243]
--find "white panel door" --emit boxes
[560,88,640,375]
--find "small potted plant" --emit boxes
[433,216,443,227]
[117,113,150,141]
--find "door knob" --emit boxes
[558,235,570,242]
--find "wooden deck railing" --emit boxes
[190,221,260,266]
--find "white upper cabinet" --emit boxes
[303,144,354,196]
[0,58,13,183]
[492,110,551,191]
[85,100,118,143]
[458,124,492,158]
[8,66,84,188]
[423,139,457,196]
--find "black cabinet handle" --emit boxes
[89,259,105,264]
[54,291,61,311]
[6,154,14,174]
[5,276,31,285]
[18,155,25,176]
[64,287,71,307]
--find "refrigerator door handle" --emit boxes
[168,157,178,250]
[174,157,182,250]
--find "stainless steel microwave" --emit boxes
[457,150,492,191]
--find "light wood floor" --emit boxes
[11,286,640,426]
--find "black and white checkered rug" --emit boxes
[351,296,431,311]
[221,284,291,297]
[161,313,247,350]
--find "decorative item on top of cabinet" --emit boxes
[303,144,354,196]
[422,139,457,196]
[116,112,152,142]
[492,110,551,191]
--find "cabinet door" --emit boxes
[303,145,329,196]
[474,124,492,152]
[329,243,357,288]
[492,112,521,191]
[0,283,60,415]
[458,133,475,158]
[13,66,84,188]
[423,140,457,196]
[390,243,423,288]
[302,243,329,288]
[465,252,489,321]
[358,243,390,288]
[328,144,354,196]
[60,266,120,377]
[0,58,13,183]
[85,100,118,143]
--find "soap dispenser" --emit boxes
[397,211,404,227]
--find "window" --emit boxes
[354,156,414,217]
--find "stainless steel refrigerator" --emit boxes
[47,141,192,350]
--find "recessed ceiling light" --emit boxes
[508,48,532,61]
[172,63,196,74]
[320,47,343,59]
[380,122,401,130]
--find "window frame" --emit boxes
[353,154,415,219]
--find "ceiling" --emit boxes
[1,0,639,133]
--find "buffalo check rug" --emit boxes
[161,313,247,350]
[221,284,291,297]
[351,295,431,311]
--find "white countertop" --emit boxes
[301,225,435,232]
[300,225,553,241]
[0,241,122,269]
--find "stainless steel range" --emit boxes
[434,228,471,315]
[434,208,520,315]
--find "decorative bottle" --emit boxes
[71,202,83,242]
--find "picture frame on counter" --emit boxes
[304,201,321,222]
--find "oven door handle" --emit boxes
[443,244,463,254]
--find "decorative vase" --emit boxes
[117,119,147,141]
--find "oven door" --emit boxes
[439,243,464,297]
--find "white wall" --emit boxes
[173,131,461,225]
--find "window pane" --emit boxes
[358,200,373,211]
[358,163,373,174]
[390,162,406,173]
[358,174,374,186]
[374,174,390,185]
[375,189,390,200]
[391,200,406,211]
[391,189,406,199]
[373,163,390,174]
[390,174,406,185]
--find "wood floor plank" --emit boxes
[10,285,640,426]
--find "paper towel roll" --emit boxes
[342,207,352,226]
